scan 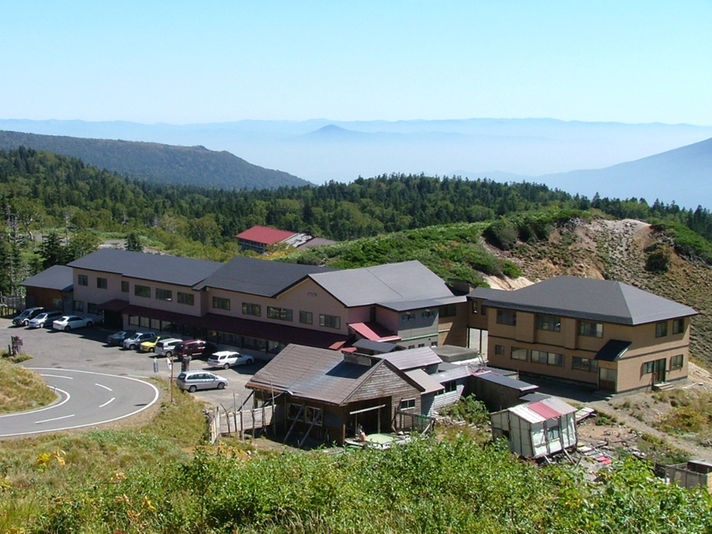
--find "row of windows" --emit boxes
[500,344,685,373]
[496,310,687,341]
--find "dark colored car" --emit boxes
[174,339,218,360]
[106,329,137,346]
[12,307,45,327]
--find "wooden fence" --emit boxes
[207,404,275,443]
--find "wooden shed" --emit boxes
[490,396,578,459]
[19,265,73,312]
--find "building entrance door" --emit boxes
[653,358,667,384]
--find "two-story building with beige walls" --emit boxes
[468,276,697,393]
[66,250,467,354]
[68,249,222,333]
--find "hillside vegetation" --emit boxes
[0,130,309,189]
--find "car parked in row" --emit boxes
[174,339,218,360]
[12,307,44,327]
[207,350,254,369]
[176,371,228,392]
[26,310,64,329]
[140,335,162,353]
[155,338,183,358]
[52,314,95,331]
[106,329,137,346]
[122,331,158,350]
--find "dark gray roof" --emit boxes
[595,340,632,361]
[470,276,697,325]
[378,294,466,312]
[473,370,539,392]
[309,260,456,308]
[195,255,334,296]
[20,265,73,291]
[68,248,222,287]
[246,344,379,404]
[352,339,400,354]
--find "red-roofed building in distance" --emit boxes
[235,225,334,254]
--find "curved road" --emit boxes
[0,368,159,438]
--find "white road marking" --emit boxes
[35,413,75,424]
[41,374,74,380]
[99,397,115,408]
[95,383,113,391]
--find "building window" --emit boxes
[73,300,84,312]
[87,303,98,315]
[96,277,107,289]
[655,321,668,338]
[496,310,516,326]
[443,381,457,393]
[670,354,684,370]
[399,398,416,410]
[267,306,293,321]
[672,318,685,335]
[121,280,129,293]
[421,309,436,319]
[242,302,261,316]
[494,344,505,356]
[546,425,561,441]
[401,312,416,321]
[177,292,194,306]
[642,361,655,374]
[536,314,561,332]
[532,350,563,367]
[439,304,456,317]
[78,274,88,286]
[319,314,341,329]
[299,310,313,324]
[511,347,527,361]
[578,320,603,338]
[213,296,231,311]
[156,288,173,301]
[572,357,598,372]
[134,284,150,298]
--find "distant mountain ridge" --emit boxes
[0,130,310,190]
[536,137,712,207]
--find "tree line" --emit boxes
[2,146,712,294]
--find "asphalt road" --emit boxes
[1,318,262,430]
[0,367,159,437]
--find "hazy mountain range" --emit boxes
[0,118,710,208]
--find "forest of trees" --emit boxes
[2,146,712,295]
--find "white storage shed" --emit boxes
[490,396,577,459]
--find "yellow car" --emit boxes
[140,335,162,353]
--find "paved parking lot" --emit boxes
[1,318,263,411]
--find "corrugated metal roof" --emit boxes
[470,275,697,325]
[473,370,538,392]
[349,322,400,342]
[235,225,296,245]
[20,265,73,292]
[246,344,377,404]
[67,249,222,287]
[309,260,456,308]
[508,397,577,424]
[378,346,442,371]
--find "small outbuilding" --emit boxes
[490,396,578,459]
[19,265,73,312]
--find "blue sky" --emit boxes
[1,1,711,125]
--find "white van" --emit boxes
[155,338,183,358]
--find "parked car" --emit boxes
[207,350,254,369]
[174,339,218,360]
[26,310,64,329]
[175,371,228,392]
[106,329,137,346]
[140,335,162,353]
[12,307,44,327]
[155,338,183,358]
[122,331,158,350]
[52,314,95,331]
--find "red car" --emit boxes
[174,339,218,360]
